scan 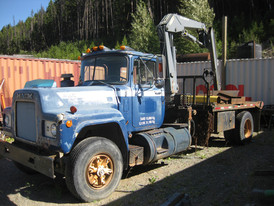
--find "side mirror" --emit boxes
[155,78,165,88]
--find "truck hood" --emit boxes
[15,86,118,114]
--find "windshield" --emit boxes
[80,55,128,85]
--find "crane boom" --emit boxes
[157,13,220,102]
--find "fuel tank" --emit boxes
[130,126,191,165]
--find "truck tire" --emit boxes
[235,111,254,144]
[224,111,254,145]
[65,137,123,202]
[228,111,254,145]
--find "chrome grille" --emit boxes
[16,102,37,142]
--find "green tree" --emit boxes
[44,0,58,46]
[121,36,128,46]
[176,0,215,55]
[239,21,264,44]
[179,0,215,27]
[114,36,128,50]
[114,41,120,50]
[129,1,159,53]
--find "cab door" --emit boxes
[132,58,165,130]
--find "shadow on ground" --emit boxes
[107,130,274,206]
[0,158,80,205]
[0,129,273,206]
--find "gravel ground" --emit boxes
[0,129,273,206]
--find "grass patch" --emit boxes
[148,176,157,184]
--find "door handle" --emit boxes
[154,91,161,95]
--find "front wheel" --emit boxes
[65,137,123,202]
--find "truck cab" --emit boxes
[79,46,165,132]
[2,46,165,151]
[0,45,191,202]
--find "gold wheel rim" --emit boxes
[244,119,252,138]
[86,154,113,189]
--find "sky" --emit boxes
[0,0,51,29]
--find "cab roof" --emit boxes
[81,45,156,59]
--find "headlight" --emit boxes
[4,114,11,127]
[44,121,57,138]
[4,114,9,126]
[50,123,57,136]
[2,107,12,128]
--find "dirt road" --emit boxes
[0,129,273,206]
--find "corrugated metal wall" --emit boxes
[177,61,211,95]
[177,58,274,105]
[0,56,273,107]
[227,58,274,105]
[0,56,80,106]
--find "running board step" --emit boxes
[129,145,144,167]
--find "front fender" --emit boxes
[59,109,129,154]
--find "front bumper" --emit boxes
[0,141,56,178]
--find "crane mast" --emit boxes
[157,13,220,103]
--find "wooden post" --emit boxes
[222,16,227,90]
[253,40,256,58]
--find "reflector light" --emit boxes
[120,45,134,51]
[66,120,73,128]
[93,46,98,51]
[86,48,91,53]
[70,106,77,114]
[99,45,104,50]
[159,63,163,73]
[78,56,81,60]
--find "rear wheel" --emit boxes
[235,111,254,144]
[225,111,254,145]
[65,137,123,202]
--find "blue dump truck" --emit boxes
[0,14,263,202]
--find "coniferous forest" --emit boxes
[0,0,273,59]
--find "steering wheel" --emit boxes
[120,76,127,81]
